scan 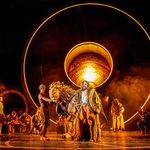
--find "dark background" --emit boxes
[0,0,149,130]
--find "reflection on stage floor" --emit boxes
[0,131,150,150]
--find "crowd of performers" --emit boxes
[0,108,42,136]
[0,80,150,142]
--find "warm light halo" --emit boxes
[64,42,113,88]
[82,66,98,82]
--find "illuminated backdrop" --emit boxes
[22,3,150,125]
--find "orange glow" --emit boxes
[81,65,103,87]
[64,42,113,88]
[82,66,97,82]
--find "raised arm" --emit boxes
[38,94,52,102]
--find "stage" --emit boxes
[0,131,150,150]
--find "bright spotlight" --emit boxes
[82,67,97,82]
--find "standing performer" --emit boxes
[73,80,104,142]
[38,84,52,141]
[111,98,125,132]
[0,96,5,137]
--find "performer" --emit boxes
[111,98,125,131]
[137,109,150,134]
[73,80,104,142]
[30,108,42,134]
[0,96,5,137]
[19,112,31,133]
[38,84,53,141]
[6,111,19,135]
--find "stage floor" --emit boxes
[0,131,150,150]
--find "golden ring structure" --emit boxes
[64,42,113,88]
[22,3,150,123]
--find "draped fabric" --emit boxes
[73,88,102,141]
[111,100,125,131]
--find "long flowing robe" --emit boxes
[111,101,125,131]
[73,88,103,141]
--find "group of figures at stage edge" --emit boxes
[0,80,150,142]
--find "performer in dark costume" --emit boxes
[19,112,31,133]
[38,84,53,141]
[137,109,150,134]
